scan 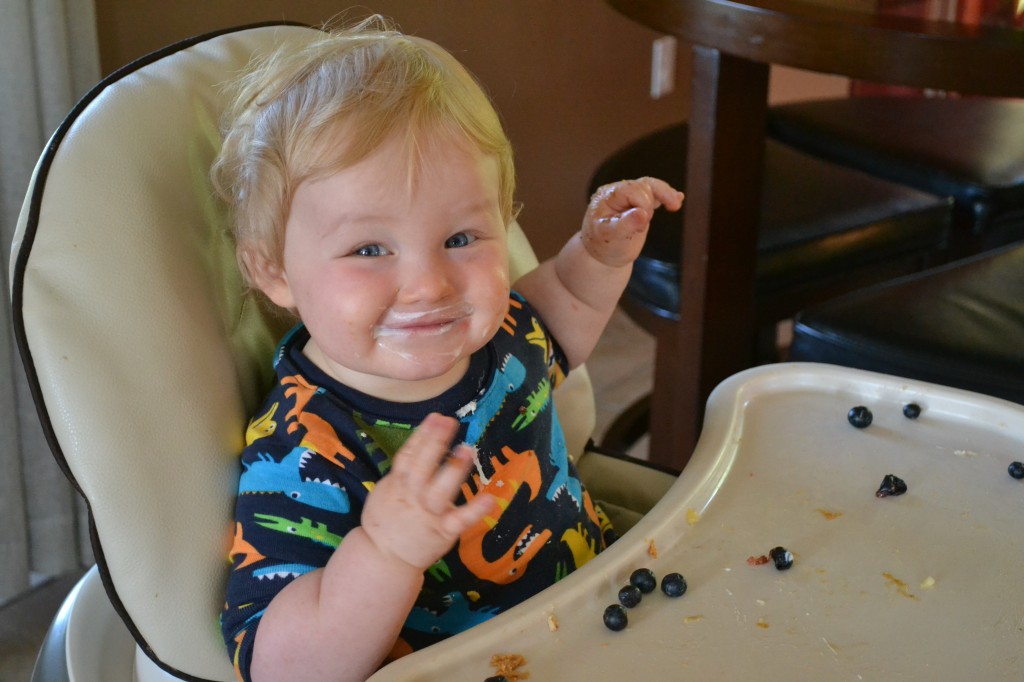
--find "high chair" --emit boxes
[11,23,675,682]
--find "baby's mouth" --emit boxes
[373,303,474,338]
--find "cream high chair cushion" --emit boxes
[13,25,313,681]
[12,23,673,681]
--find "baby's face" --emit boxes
[260,133,510,402]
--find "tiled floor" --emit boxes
[0,307,655,681]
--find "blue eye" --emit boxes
[444,233,475,249]
[353,244,387,257]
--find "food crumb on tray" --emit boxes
[882,572,918,600]
[489,653,529,681]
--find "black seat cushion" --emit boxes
[769,97,1024,245]
[590,124,951,320]
[790,243,1024,404]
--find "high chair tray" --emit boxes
[372,363,1024,681]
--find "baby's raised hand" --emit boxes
[582,177,683,268]
[360,413,493,571]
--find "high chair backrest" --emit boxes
[10,24,594,681]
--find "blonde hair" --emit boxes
[211,16,516,286]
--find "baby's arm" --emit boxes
[250,414,493,682]
[515,177,683,368]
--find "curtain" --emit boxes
[0,0,100,604]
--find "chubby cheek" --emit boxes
[299,272,389,345]
[473,265,512,343]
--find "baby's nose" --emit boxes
[398,254,455,302]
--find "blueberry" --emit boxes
[848,405,873,428]
[618,584,642,608]
[902,403,921,419]
[876,473,908,497]
[603,603,628,631]
[629,567,657,594]
[1009,461,1024,480]
[661,572,688,597]
[484,677,508,682]
[769,546,794,570]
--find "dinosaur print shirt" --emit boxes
[222,291,614,681]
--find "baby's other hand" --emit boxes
[361,413,493,571]
[582,177,683,267]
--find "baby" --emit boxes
[213,16,682,682]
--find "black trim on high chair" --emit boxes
[11,21,312,682]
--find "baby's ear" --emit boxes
[240,245,295,310]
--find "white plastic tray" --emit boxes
[371,363,1024,681]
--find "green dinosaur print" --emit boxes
[353,412,413,475]
[427,558,452,583]
[512,378,551,431]
[253,513,342,549]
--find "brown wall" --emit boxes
[93,1,692,260]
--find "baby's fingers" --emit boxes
[422,444,477,515]
[441,490,495,537]
[392,413,459,487]
[641,176,685,212]
[589,177,682,216]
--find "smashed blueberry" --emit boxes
[902,403,921,419]
[1009,461,1024,480]
[661,572,688,597]
[769,546,794,570]
[603,603,628,631]
[629,567,657,594]
[618,584,642,608]
[876,473,908,498]
[847,405,873,428]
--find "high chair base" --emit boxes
[32,567,181,682]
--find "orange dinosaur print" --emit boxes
[500,297,523,335]
[229,522,265,570]
[297,411,356,467]
[458,446,552,584]
[582,488,602,530]
[281,374,356,466]
[282,374,318,427]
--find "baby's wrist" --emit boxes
[577,229,635,270]
[353,525,430,576]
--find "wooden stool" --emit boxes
[769,97,1024,257]
[790,243,1024,405]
